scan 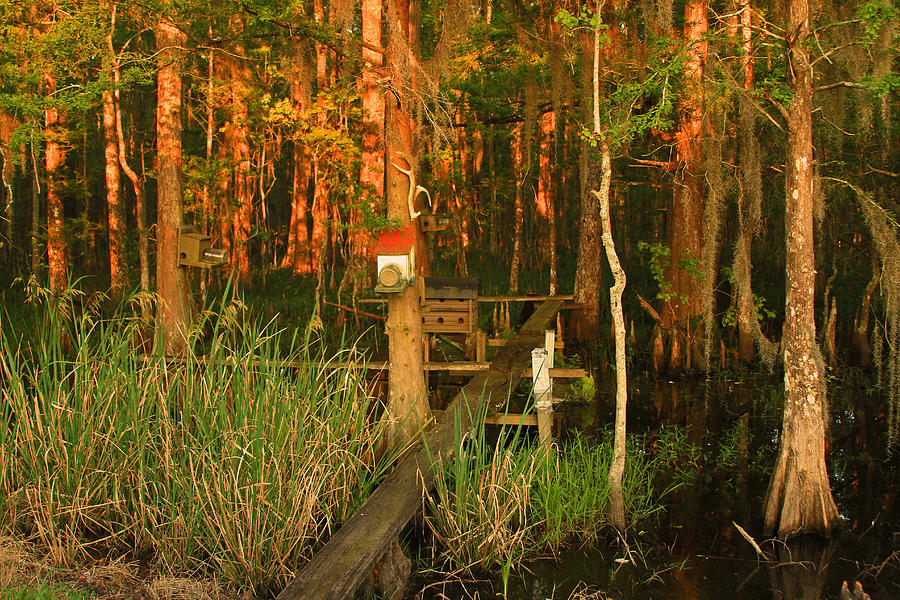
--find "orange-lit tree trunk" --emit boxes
[102,9,127,298]
[110,37,148,298]
[384,0,430,448]
[43,74,68,296]
[102,87,127,298]
[154,19,191,355]
[653,0,708,374]
[346,0,385,290]
[763,0,840,539]
[537,110,556,291]
[573,28,603,341]
[509,121,525,294]
[230,26,252,288]
[283,44,312,275]
[310,0,329,276]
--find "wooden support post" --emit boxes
[536,399,553,450]
[544,329,556,368]
[475,330,487,363]
[531,346,553,451]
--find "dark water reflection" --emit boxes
[413,372,899,599]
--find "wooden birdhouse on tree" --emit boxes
[373,225,417,293]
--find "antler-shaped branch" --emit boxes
[392,155,431,221]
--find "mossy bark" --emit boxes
[763,0,840,539]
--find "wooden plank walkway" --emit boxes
[275,300,563,600]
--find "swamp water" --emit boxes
[410,373,899,599]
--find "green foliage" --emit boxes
[1,584,86,600]
[637,242,702,305]
[553,7,600,33]
[720,266,776,328]
[859,0,899,44]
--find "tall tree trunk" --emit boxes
[763,0,840,539]
[310,0,329,276]
[44,74,68,296]
[654,0,708,374]
[103,87,127,298]
[30,136,41,279]
[0,111,13,268]
[154,19,191,355]
[573,29,602,341]
[103,6,127,298]
[345,0,385,292]
[283,43,312,274]
[537,110,555,287]
[509,121,525,294]
[111,44,148,299]
[592,0,628,533]
[384,0,430,448]
[230,27,252,288]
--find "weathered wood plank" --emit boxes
[275,300,563,600]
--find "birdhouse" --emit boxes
[178,226,228,268]
[373,225,416,293]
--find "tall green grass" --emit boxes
[0,289,390,595]
[424,419,671,575]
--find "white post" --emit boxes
[531,346,553,450]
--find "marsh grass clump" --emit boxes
[0,294,389,595]
[425,419,668,576]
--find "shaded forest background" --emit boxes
[0,0,897,391]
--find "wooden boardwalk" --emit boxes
[275,300,563,600]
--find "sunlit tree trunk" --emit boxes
[384,0,430,448]
[509,122,524,294]
[345,0,385,290]
[154,19,191,355]
[653,0,708,374]
[44,73,68,296]
[230,25,252,288]
[283,44,312,274]
[102,88,127,298]
[310,0,329,276]
[537,110,555,289]
[111,45,147,299]
[763,0,840,539]
[31,139,41,279]
[573,29,602,341]
[102,9,127,298]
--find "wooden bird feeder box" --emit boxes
[420,214,451,233]
[374,225,417,294]
[178,226,228,268]
[420,277,480,334]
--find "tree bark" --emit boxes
[509,121,525,294]
[103,87,127,298]
[30,136,41,279]
[384,0,431,448]
[763,0,840,539]
[592,0,628,533]
[573,30,602,341]
[310,0,330,277]
[230,23,253,288]
[102,6,127,298]
[345,0,385,292]
[283,42,312,274]
[44,73,68,296]
[537,110,556,290]
[154,19,191,355]
[654,0,708,374]
[111,43,148,299]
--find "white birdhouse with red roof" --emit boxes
[373,225,417,293]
